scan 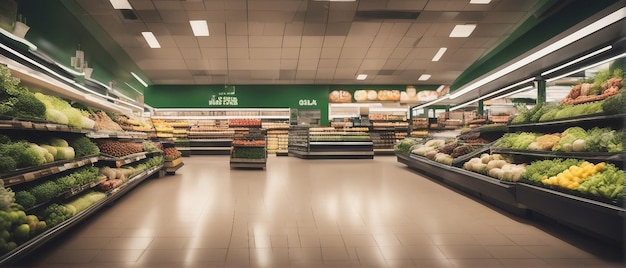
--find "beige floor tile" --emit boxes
[484,245,536,258]
[104,237,153,250]
[321,247,350,261]
[289,247,322,261]
[405,245,448,259]
[20,156,623,267]
[91,249,145,263]
[448,258,504,268]
[342,234,377,247]
[318,235,345,248]
[379,246,412,260]
[60,237,111,250]
[437,245,493,259]
[429,233,480,246]
[148,237,190,249]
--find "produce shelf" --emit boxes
[490,148,625,163]
[0,164,163,266]
[396,152,527,216]
[289,150,374,159]
[231,144,267,148]
[516,183,625,245]
[507,113,625,132]
[164,162,184,174]
[24,176,107,214]
[98,152,148,168]
[230,158,266,169]
[374,148,396,155]
[0,119,93,134]
[1,155,100,187]
[309,141,374,146]
[87,131,149,139]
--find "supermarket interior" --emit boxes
[0,0,625,267]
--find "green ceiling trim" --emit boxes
[450,0,621,92]
[13,0,145,98]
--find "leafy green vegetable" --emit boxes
[584,127,622,152]
[539,108,560,122]
[41,203,75,227]
[14,191,36,209]
[0,140,46,168]
[395,138,421,153]
[67,136,99,157]
[601,92,625,114]
[493,132,537,149]
[0,156,16,173]
[29,181,61,203]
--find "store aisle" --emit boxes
[22,156,623,267]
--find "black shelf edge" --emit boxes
[396,152,526,216]
[1,155,100,187]
[507,113,626,130]
[490,148,625,162]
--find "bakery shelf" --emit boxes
[1,155,100,187]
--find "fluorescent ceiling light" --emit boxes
[493,86,534,100]
[546,52,626,82]
[356,74,367,80]
[449,100,475,111]
[476,78,534,102]
[449,24,476,37]
[109,0,132,9]
[418,74,431,81]
[141,32,161,48]
[189,20,209,36]
[449,7,625,99]
[131,72,149,87]
[470,0,491,4]
[541,45,612,76]
[432,47,447,61]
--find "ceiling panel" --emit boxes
[75,0,545,85]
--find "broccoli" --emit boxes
[0,156,16,173]
[0,135,10,144]
[41,203,74,227]
[14,191,36,209]
[67,136,99,157]
[29,181,61,203]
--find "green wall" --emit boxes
[146,85,331,125]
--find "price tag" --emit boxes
[20,121,33,128]
[8,176,24,185]
[23,173,36,181]
[39,169,54,177]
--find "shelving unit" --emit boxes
[288,126,374,159]
[149,108,290,156]
[0,118,164,265]
[397,112,626,245]
[230,127,267,169]
[368,109,409,155]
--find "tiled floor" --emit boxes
[20,156,625,267]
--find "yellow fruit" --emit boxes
[594,162,605,172]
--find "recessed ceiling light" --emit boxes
[189,20,209,36]
[469,0,491,4]
[449,24,477,37]
[418,74,431,81]
[109,0,132,9]
[356,74,367,80]
[432,47,447,61]
[141,32,161,48]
